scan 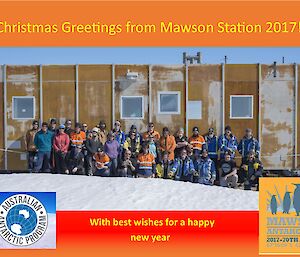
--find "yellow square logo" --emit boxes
[259,178,300,255]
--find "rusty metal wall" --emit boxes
[261,64,295,170]
[6,65,40,170]
[0,65,4,169]
[78,65,112,130]
[151,65,185,134]
[188,65,222,137]
[225,64,259,141]
[114,65,149,133]
[42,65,76,125]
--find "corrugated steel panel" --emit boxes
[6,65,40,170]
[188,65,222,137]
[42,65,76,124]
[261,64,295,170]
[115,65,149,132]
[225,64,259,141]
[151,65,185,134]
[78,65,112,130]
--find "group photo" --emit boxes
[1,47,300,210]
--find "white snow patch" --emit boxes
[0,174,258,210]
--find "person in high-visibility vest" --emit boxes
[188,127,205,155]
[93,147,111,177]
[70,123,86,148]
[137,143,156,178]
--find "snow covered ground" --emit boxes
[0,174,258,210]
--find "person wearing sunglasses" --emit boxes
[143,122,160,142]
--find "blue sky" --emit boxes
[0,192,56,214]
[0,47,300,65]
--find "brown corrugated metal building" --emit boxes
[0,63,298,171]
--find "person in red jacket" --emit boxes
[53,124,70,174]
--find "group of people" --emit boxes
[24,118,264,190]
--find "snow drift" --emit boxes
[0,174,258,210]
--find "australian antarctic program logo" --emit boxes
[0,192,56,248]
[259,178,300,255]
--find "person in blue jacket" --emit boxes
[238,128,260,162]
[33,122,54,173]
[170,148,196,182]
[218,125,238,160]
[204,127,218,164]
[112,120,126,147]
[194,149,216,186]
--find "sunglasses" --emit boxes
[83,125,88,127]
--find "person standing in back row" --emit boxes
[34,122,54,173]
[238,128,260,163]
[104,132,120,177]
[218,125,238,160]
[143,122,160,142]
[53,124,70,174]
[158,127,176,161]
[85,127,103,176]
[188,127,206,156]
[24,120,39,171]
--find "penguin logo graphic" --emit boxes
[292,184,300,216]
[283,191,291,214]
[270,195,277,215]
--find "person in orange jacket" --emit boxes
[70,123,86,148]
[158,127,176,161]
[143,122,160,142]
[137,143,156,178]
[188,126,206,155]
[93,147,111,177]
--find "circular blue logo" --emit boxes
[6,204,37,236]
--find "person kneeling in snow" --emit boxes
[239,150,263,190]
[156,151,173,179]
[67,145,85,175]
[137,143,156,178]
[93,147,111,177]
[219,151,238,188]
[194,149,216,185]
[170,149,196,182]
[118,149,136,177]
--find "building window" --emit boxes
[230,95,253,119]
[12,96,35,120]
[121,96,144,119]
[158,91,181,114]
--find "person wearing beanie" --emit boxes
[158,127,176,161]
[194,149,216,186]
[137,143,156,178]
[48,118,58,134]
[24,120,39,171]
[218,125,238,160]
[53,124,70,174]
[33,122,54,173]
[188,126,206,155]
[98,120,108,145]
[64,119,74,137]
[104,132,120,177]
[70,122,86,148]
[93,147,111,177]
